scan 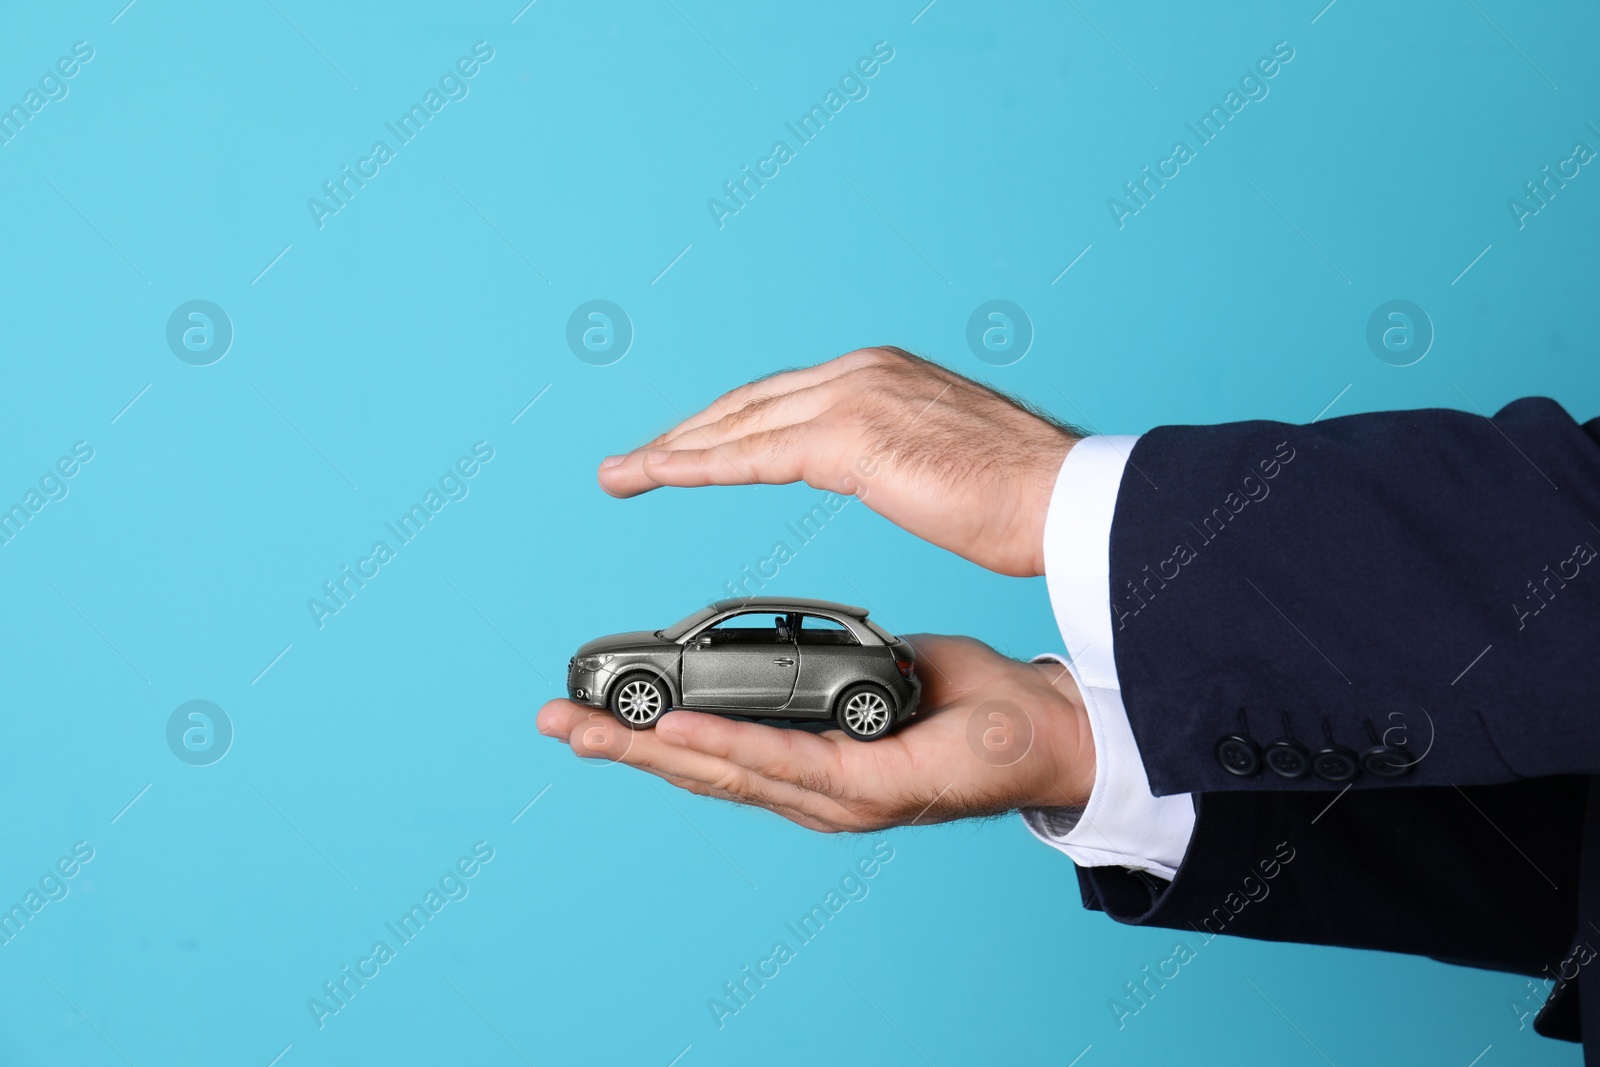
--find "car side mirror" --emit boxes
[694,634,713,648]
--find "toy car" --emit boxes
[566,597,921,740]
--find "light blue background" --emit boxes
[0,0,1594,1063]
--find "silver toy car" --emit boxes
[566,597,921,740]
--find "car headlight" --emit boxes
[575,654,614,671]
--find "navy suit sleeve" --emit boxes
[1108,399,1600,795]
[1074,778,1587,1040]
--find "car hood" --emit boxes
[575,631,666,657]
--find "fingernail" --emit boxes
[600,454,626,468]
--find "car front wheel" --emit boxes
[610,673,668,729]
[836,683,894,741]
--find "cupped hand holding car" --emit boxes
[536,347,1096,831]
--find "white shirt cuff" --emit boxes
[1020,436,1196,881]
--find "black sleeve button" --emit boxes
[1264,739,1310,778]
[1312,745,1359,782]
[1215,734,1261,777]
[1361,744,1413,778]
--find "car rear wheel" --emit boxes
[611,673,668,729]
[836,683,894,741]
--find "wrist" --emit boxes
[1022,659,1095,810]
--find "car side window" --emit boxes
[702,612,791,645]
[798,614,858,646]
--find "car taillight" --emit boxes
[895,658,915,679]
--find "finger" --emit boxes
[596,351,894,496]
[658,773,843,833]
[562,708,723,777]
[536,698,591,742]
[648,379,840,457]
[637,426,814,491]
[599,424,815,497]
[564,710,862,825]
[641,351,881,449]
[599,411,819,498]
[640,744,863,829]
[656,709,847,792]
[641,349,951,459]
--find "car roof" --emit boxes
[709,597,869,618]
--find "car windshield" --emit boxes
[658,604,722,641]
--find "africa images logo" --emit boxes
[306,42,495,229]
[0,40,94,148]
[1105,40,1295,229]
[706,41,895,230]
[306,842,495,1029]
[306,442,494,629]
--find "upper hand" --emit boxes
[535,635,1094,833]
[597,348,1079,577]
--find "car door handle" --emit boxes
[773,657,795,666]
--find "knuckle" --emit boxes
[796,767,835,795]
[835,796,885,832]
[837,347,897,374]
[712,768,754,799]
[719,394,776,434]
[851,346,908,367]
[710,381,755,413]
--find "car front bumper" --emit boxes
[565,660,612,707]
